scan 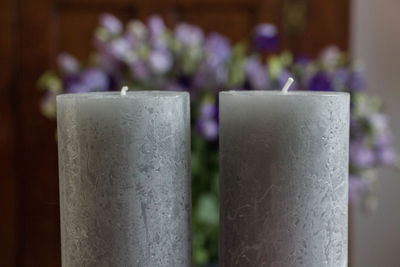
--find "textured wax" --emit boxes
[57,91,191,267]
[219,91,349,267]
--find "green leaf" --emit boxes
[193,246,209,266]
[196,194,219,226]
[268,55,283,79]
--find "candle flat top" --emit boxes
[57,91,189,99]
[220,90,349,97]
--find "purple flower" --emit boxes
[294,54,312,66]
[252,23,279,53]
[64,75,89,93]
[96,52,121,74]
[349,70,366,91]
[332,68,350,90]
[214,67,229,86]
[81,68,109,91]
[64,68,109,93]
[244,58,269,90]
[195,102,219,141]
[148,15,167,49]
[349,176,367,204]
[199,102,218,119]
[193,33,231,89]
[164,81,185,91]
[376,148,397,166]
[374,131,393,147]
[94,35,126,73]
[130,61,149,81]
[148,49,173,74]
[57,53,79,74]
[109,37,133,61]
[100,13,122,35]
[193,63,228,89]
[175,23,204,47]
[308,71,333,91]
[205,33,231,68]
[333,68,366,92]
[148,15,165,37]
[350,140,376,168]
[192,66,208,89]
[196,118,219,141]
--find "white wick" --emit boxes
[121,86,128,96]
[281,77,294,94]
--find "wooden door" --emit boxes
[0,0,349,266]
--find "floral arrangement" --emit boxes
[39,14,398,266]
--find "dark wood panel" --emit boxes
[4,0,350,266]
[19,3,51,79]
[58,0,260,6]
[0,0,18,266]
[16,93,60,267]
[16,1,61,266]
[58,9,136,60]
[282,0,350,56]
[181,9,255,42]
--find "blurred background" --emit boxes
[0,0,399,266]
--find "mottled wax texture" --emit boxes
[219,91,349,267]
[57,91,191,267]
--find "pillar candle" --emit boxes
[57,91,191,267]
[219,91,349,267]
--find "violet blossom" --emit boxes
[350,140,376,168]
[252,23,279,52]
[64,68,109,93]
[244,58,269,90]
[148,49,173,74]
[204,33,231,68]
[100,13,123,35]
[376,148,397,166]
[195,102,219,141]
[57,53,79,74]
[148,15,167,49]
[349,70,366,91]
[130,61,150,81]
[308,71,333,91]
[175,23,204,47]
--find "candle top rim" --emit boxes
[220,90,349,97]
[57,91,189,99]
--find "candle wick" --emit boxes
[121,86,129,96]
[281,77,294,94]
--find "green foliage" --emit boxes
[191,134,219,266]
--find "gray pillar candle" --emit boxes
[219,91,349,267]
[57,91,191,267]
